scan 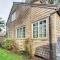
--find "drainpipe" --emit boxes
[49,16,53,60]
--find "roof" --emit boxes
[7,2,60,22]
[13,2,60,10]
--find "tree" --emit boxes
[0,18,6,34]
[0,18,5,28]
[0,28,2,32]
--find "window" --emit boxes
[17,27,25,38]
[12,12,16,21]
[33,20,47,38]
[55,0,60,4]
[48,0,54,4]
[39,20,46,37]
[33,22,38,38]
[17,29,20,38]
[48,0,60,4]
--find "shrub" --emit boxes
[19,50,31,59]
[2,38,20,53]
[2,38,14,50]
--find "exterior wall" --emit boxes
[56,14,60,39]
[56,13,60,59]
[7,22,15,39]
[0,36,4,43]
[51,13,60,60]
[50,13,57,60]
[7,4,59,60]
[30,7,50,55]
[48,13,60,60]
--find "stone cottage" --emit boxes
[7,0,60,60]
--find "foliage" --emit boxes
[0,48,26,60]
[24,38,32,58]
[19,50,30,57]
[2,38,14,50]
[2,38,20,53]
[0,18,5,28]
[19,51,31,59]
[1,38,32,59]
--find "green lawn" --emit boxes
[0,48,26,60]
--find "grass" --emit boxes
[0,48,27,60]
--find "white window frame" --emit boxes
[16,26,26,39]
[33,22,38,38]
[32,17,49,39]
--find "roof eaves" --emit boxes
[7,3,18,22]
[13,2,59,10]
[7,2,60,22]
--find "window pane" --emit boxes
[48,0,54,4]
[39,21,42,37]
[42,20,46,37]
[17,27,25,38]
[33,20,46,38]
[33,31,38,38]
[33,22,38,38]
[19,27,25,38]
[17,29,20,38]
[20,28,23,38]
[54,0,60,4]
[39,20,46,38]
[23,27,25,38]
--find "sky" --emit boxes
[0,0,25,22]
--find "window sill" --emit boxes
[31,37,48,41]
[16,37,48,41]
[16,38,27,40]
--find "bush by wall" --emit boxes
[2,38,14,50]
[1,38,19,53]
